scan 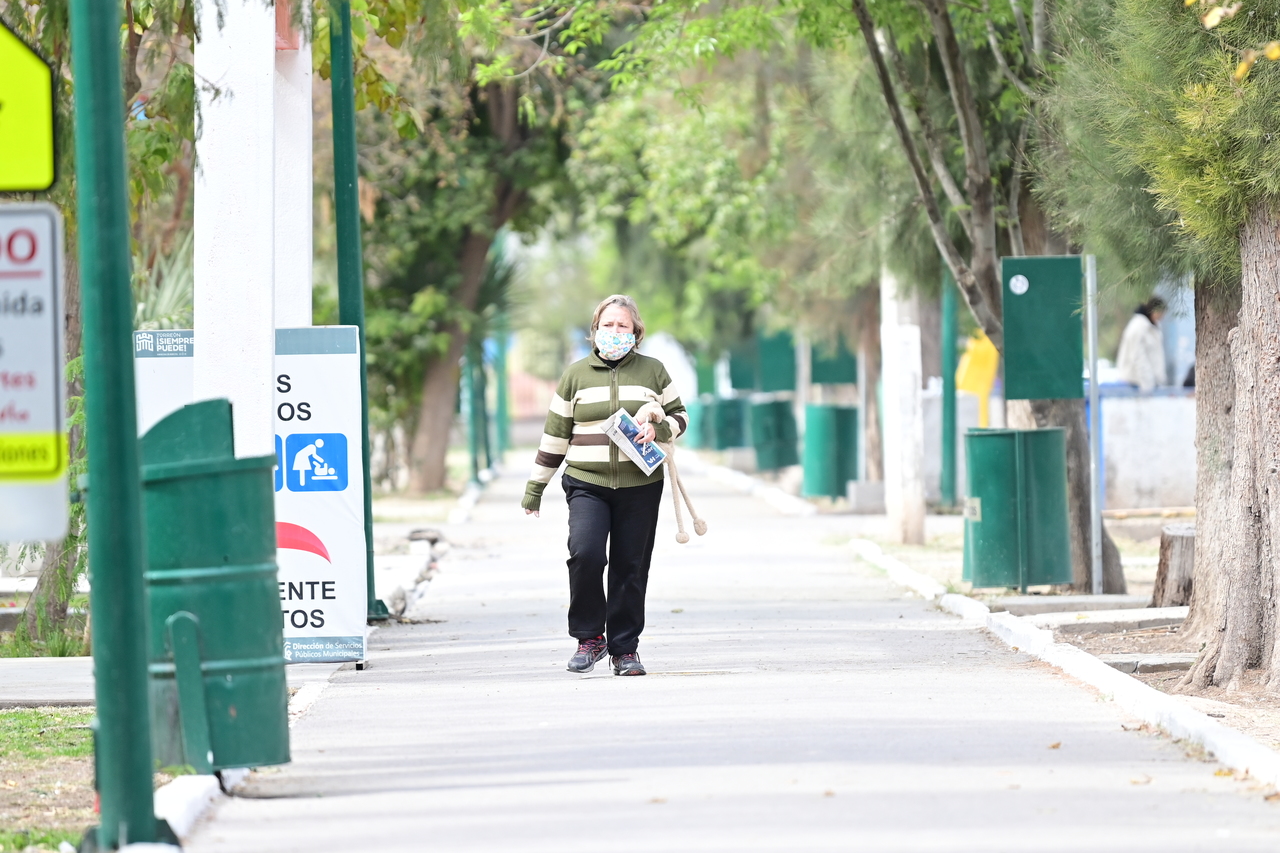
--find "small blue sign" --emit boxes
[284,433,348,492]
[274,434,284,492]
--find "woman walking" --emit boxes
[522,295,688,676]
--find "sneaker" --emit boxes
[567,636,608,673]
[611,652,646,676]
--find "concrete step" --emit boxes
[986,594,1151,616]
[1098,653,1198,674]
[1031,606,1189,635]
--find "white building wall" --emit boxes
[1102,393,1195,509]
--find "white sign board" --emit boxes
[0,203,66,540]
[134,330,195,435]
[133,327,369,662]
[273,327,367,663]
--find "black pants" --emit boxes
[563,474,664,655]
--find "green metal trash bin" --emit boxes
[802,404,858,497]
[684,400,706,450]
[710,398,750,450]
[962,428,1072,590]
[751,400,799,471]
[141,399,291,773]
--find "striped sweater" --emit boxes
[522,349,687,511]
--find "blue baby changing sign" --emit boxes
[284,433,348,492]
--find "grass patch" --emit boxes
[0,709,94,763]
[0,827,83,852]
[0,708,96,844]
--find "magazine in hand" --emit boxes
[601,408,666,477]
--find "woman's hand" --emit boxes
[525,509,540,517]
[636,422,657,444]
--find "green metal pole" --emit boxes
[68,0,158,845]
[331,0,388,621]
[941,269,958,507]
[495,318,510,460]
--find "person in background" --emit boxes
[522,294,688,677]
[1116,297,1167,392]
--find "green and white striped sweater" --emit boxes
[522,349,687,511]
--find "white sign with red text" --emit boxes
[273,327,367,663]
[0,203,66,540]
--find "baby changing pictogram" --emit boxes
[283,433,348,492]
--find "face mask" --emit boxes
[595,329,636,360]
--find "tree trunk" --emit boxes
[26,254,84,638]
[24,537,75,639]
[1177,277,1238,657]
[1152,523,1196,608]
[1006,397,1125,592]
[407,231,494,493]
[854,286,883,482]
[1182,206,1280,691]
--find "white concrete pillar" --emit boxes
[273,0,313,327]
[195,0,277,458]
[880,268,926,544]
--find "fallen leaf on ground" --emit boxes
[1048,742,1061,750]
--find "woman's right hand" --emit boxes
[525,509,540,517]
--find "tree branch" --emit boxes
[1010,0,1034,65]
[922,0,1003,322]
[1007,119,1029,256]
[849,0,1002,344]
[1032,0,1048,63]
[983,0,1036,99]
[883,34,972,240]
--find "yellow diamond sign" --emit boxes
[0,20,54,192]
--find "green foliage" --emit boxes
[134,230,194,329]
[1060,0,1280,282]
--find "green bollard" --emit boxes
[141,400,291,772]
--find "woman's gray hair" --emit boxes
[588,294,645,346]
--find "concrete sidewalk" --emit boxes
[0,656,340,708]
[187,469,1280,852]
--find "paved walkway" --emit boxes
[188,468,1280,852]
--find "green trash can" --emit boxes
[683,400,706,450]
[142,399,291,773]
[751,400,799,471]
[962,428,1072,590]
[710,398,750,450]
[802,404,858,497]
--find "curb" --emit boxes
[150,671,331,842]
[852,538,1280,786]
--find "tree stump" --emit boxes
[1151,523,1195,607]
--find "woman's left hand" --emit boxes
[636,422,656,444]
